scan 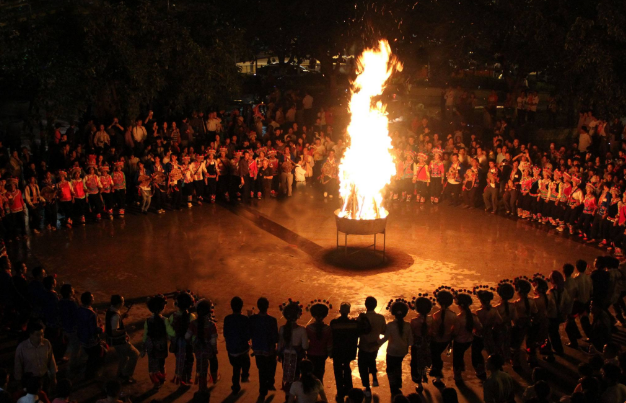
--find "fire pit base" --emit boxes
[335,209,387,263]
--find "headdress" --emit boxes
[268,150,277,157]
[147,294,167,314]
[496,279,516,301]
[234,151,243,158]
[196,154,205,161]
[532,166,541,174]
[174,291,195,311]
[514,276,532,294]
[115,161,124,169]
[572,175,581,184]
[562,172,571,181]
[306,299,332,319]
[434,286,455,307]
[432,147,443,156]
[417,152,427,161]
[586,183,596,191]
[453,289,474,306]
[70,167,82,177]
[532,273,549,293]
[411,293,435,315]
[279,299,303,321]
[472,285,496,303]
[57,170,67,178]
[99,164,110,172]
[219,147,228,155]
[208,149,217,156]
[386,298,411,317]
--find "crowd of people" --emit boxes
[3,253,626,403]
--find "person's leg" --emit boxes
[309,355,327,383]
[471,337,486,379]
[386,355,402,396]
[287,173,293,196]
[241,353,250,381]
[209,355,219,384]
[256,355,269,396]
[483,189,492,210]
[228,354,242,392]
[358,350,371,389]
[342,359,353,394]
[430,341,447,379]
[452,340,471,379]
[333,358,345,400]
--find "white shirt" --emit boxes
[575,273,593,303]
[279,325,309,351]
[132,125,147,143]
[17,394,39,403]
[289,379,323,403]
[207,118,221,132]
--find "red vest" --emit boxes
[59,181,72,202]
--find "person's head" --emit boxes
[104,379,122,399]
[25,375,42,396]
[43,275,56,291]
[339,302,351,317]
[534,380,551,400]
[257,297,269,313]
[32,266,45,281]
[550,270,565,290]
[563,263,575,278]
[230,296,243,313]
[345,388,365,403]
[27,320,45,345]
[602,363,621,385]
[603,342,620,360]
[392,396,409,403]
[56,379,72,399]
[81,291,94,306]
[147,295,167,315]
[196,299,213,318]
[532,366,548,383]
[364,296,377,311]
[441,387,459,403]
[110,294,124,310]
[576,259,587,273]
[486,354,504,372]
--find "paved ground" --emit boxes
[4,184,613,403]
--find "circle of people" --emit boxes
[6,254,626,403]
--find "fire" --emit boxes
[338,40,402,220]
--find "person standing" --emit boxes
[280,150,296,197]
[278,301,308,402]
[24,176,42,234]
[410,296,433,394]
[112,162,126,217]
[132,119,147,156]
[76,293,104,382]
[14,321,57,392]
[186,299,219,391]
[249,297,279,399]
[330,302,359,402]
[431,288,455,388]
[141,295,172,389]
[168,292,195,386]
[357,296,385,396]
[223,297,251,395]
[105,295,139,384]
[379,300,413,398]
[305,300,332,383]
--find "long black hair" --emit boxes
[436,291,454,337]
[391,302,409,335]
[456,294,474,332]
[282,302,301,347]
[310,304,329,340]
[175,292,194,338]
[147,295,167,339]
[195,300,213,345]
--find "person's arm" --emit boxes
[301,327,310,350]
[14,343,23,381]
[318,384,328,402]
[47,341,57,380]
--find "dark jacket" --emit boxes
[330,316,359,361]
[223,313,251,355]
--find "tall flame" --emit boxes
[338,40,402,220]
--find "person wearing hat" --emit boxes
[511,278,537,369]
[578,183,597,239]
[191,154,207,205]
[305,300,332,383]
[40,172,58,231]
[546,170,563,226]
[494,281,516,362]
[329,303,359,402]
[474,287,502,360]
[141,294,172,389]
[379,299,412,397]
[598,186,621,248]
[452,291,484,382]
[400,151,415,202]
[24,176,43,234]
[556,172,573,229]
[410,296,433,394]
[217,147,231,201]
[562,175,583,233]
[84,166,103,221]
[587,182,610,243]
[56,171,74,228]
[205,150,219,203]
[187,299,219,391]
[537,169,551,224]
[278,301,308,402]
[483,160,500,214]
[112,162,127,217]
[431,288,455,388]
[412,153,430,203]
[69,169,87,225]
[429,149,445,203]
[98,165,115,219]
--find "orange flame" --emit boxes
[338,40,402,220]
